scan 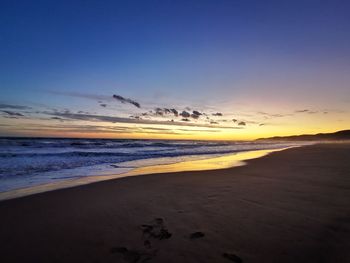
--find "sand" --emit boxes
[0,143,349,263]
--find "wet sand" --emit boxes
[0,143,349,263]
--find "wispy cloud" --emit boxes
[257,111,292,118]
[0,104,31,110]
[295,109,309,113]
[46,91,111,101]
[46,111,241,129]
[1,110,25,117]
[295,109,317,114]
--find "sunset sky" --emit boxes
[1,0,350,140]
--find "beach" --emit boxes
[0,143,349,263]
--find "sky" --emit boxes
[0,0,350,140]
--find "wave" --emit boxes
[0,138,302,192]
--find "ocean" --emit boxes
[0,138,302,193]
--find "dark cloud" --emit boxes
[182,118,190,122]
[170,109,178,116]
[1,110,24,117]
[191,110,202,119]
[180,111,191,118]
[100,104,107,107]
[77,110,90,114]
[232,119,237,122]
[112,94,141,108]
[238,121,246,126]
[210,121,218,124]
[150,108,179,117]
[50,117,65,121]
[155,108,164,116]
[153,108,201,119]
[212,112,223,116]
[0,104,31,110]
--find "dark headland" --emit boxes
[256,129,350,141]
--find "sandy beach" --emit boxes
[0,143,349,263]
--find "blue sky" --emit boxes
[1,0,350,139]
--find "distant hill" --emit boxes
[256,130,350,141]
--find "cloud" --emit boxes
[50,117,65,121]
[238,121,246,126]
[46,91,111,101]
[46,111,238,129]
[182,118,190,122]
[295,109,309,113]
[155,108,166,116]
[212,112,223,116]
[257,111,292,118]
[100,104,107,107]
[170,109,178,116]
[141,127,221,134]
[151,108,201,119]
[191,110,202,119]
[1,110,24,117]
[143,108,179,117]
[180,111,191,118]
[0,104,31,110]
[113,94,141,108]
[295,109,319,114]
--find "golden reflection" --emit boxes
[123,148,289,176]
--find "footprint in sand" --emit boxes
[110,218,171,262]
[141,217,172,240]
[222,252,243,263]
[110,246,156,263]
[189,231,205,239]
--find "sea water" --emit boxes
[0,138,304,193]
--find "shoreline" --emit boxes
[0,143,349,262]
[0,146,296,201]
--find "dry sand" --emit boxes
[0,143,349,263]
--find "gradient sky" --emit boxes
[1,0,350,140]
